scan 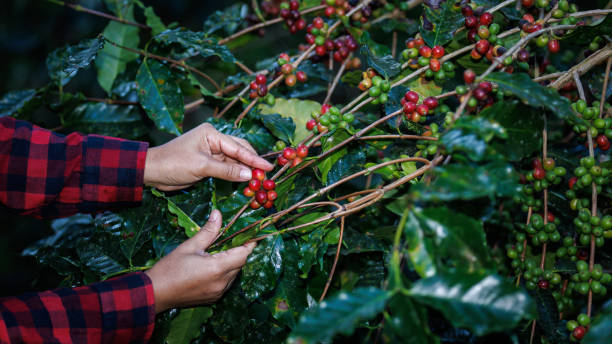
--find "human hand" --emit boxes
[144,122,273,191]
[144,209,255,313]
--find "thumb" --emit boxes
[212,242,257,270]
[204,158,252,182]
[186,209,222,251]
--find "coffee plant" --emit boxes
[5,0,612,343]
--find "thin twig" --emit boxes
[324,55,351,104]
[47,0,150,30]
[320,216,345,301]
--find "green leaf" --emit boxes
[136,59,184,136]
[241,235,283,301]
[441,117,506,162]
[327,149,365,185]
[289,287,391,343]
[77,243,125,275]
[261,113,296,143]
[420,0,465,47]
[166,307,213,344]
[483,72,575,120]
[410,271,536,336]
[384,295,439,344]
[206,117,275,154]
[360,44,401,78]
[0,89,38,117]
[144,7,167,36]
[203,3,249,36]
[154,28,236,63]
[318,130,351,185]
[481,100,544,161]
[46,38,104,86]
[64,102,146,139]
[96,5,140,93]
[258,98,321,144]
[413,162,519,201]
[562,14,612,45]
[583,300,612,344]
[152,189,200,237]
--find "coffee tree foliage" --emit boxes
[4,0,612,343]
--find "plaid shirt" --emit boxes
[0,117,156,343]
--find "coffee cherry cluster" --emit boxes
[571,100,612,149]
[306,104,355,133]
[555,236,579,261]
[367,76,391,105]
[416,123,441,157]
[277,145,309,167]
[305,18,359,59]
[567,261,612,298]
[455,70,499,111]
[321,0,350,18]
[244,169,278,210]
[570,156,610,193]
[401,90,439,123]
[276,53,308,87]
[526,157,566,192]
[280,0,306,34]
[523,266,562,291]
[358,68,377,91]
[401,37,456,82]
[570,208,611,248]
[249,74,276,105]
[523,212,562,245]
[566,313,590,341]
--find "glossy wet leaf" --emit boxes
[258,98,321,144]
[410,271,536,336]
[206,117,275,154]
[420,0,465,47]
[96,4,140,93]
[0,89,38,118]
[154,28,236,63]
[327,149,365,185]
[261,113,296,143]
[46,37,104,87]
[583,300,612,344]
[143,6,167,36]
[241,235,283,301]
[152,189,200,237]
[531,290,566,342]
[166,307,212,344]
[483,72,575,121]
[65,102,146,139]
[136,59,184,136]
[203,3,249,36]
[77,243,125,276]
[289,287,391,343]
[360,45,401,79]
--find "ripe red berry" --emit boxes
[313,17,324,29]
[473,87,487,101]
[267,190,278,201]
[250,81,258,90]
[537,279,549,290]
[432,45,445,59]
[289,0,299,11]
[533,167,546,180]
[306,119,317,131]
[569,176,577,189]
[257,84,268,97]
[403,101,417,114]
[296,145,309,158]
[479,12,493,26]
[315,45,327,56]
[423,97,438,110]
[478,81,493,93]
[296,18,306,30]
[325,39,335,51]
[419,46,432,58]
[256,74,267,85]
[522,0,534,7]
[404,90,420,103]
[263,200,275,209]
[464,69,476,84]
[532,158,542,169]
[416,104,429,116]
[548,39,560,53]
[243,187,255,197]
[461,6,473,17]
[281,64,294,75]
[547,212,555,223]
[285,74,297,87]
[325,6,335,17]
[278,155,289,166]
[248,179,261,191]
[283,147,297,160]
[573,326,586,340]
[250,200,262,209]
[291,157,303,167]
[263,179,276,191]
[255,191,268,204]
[476,39,490,55]
[465,15,478,28]
[305,33,316,44]
[296,71,308,82]
[252,168,266,181]
[429,58,441,72]
[321,104,331,114]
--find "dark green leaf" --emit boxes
[384,295,439,344]
[241,235,283,301]
[206,117,275,155]
[441,129,488,161]
[258,98,321,144]
[360,45,401,78]
[152,189,200,237]
[136,59,184,136]
[562,14,612,45]
[483,72,575,121]
[318,129,351,185]
[385,85,409,115]
[531,290,565,342]
[166,307,213,344]
[0,89,38,118]
[298,227,329,276]
[97,5,140,93]
[583,300,612,344]
[77,243,125,275]
[289,287,391,343]
[154,28,236,63]
[413,162,519,201]
[64,102,146,139]
[481,100,543,161]
[327,149,365,185]
[420,0,465,47]
[203,3,249,36]
[410,271,536,336]
[46,38,104,86]
[144,6,167,36]
[261,113,296,143]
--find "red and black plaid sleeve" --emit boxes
[0,116,148,218]
[0,272,156,343]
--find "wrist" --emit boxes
[144,147,161,188]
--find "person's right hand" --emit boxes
[145,209,255,313]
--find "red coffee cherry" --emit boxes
[255,191,268,204]
[296,71,308,82]
[464,69,476,84]
[283,147,297,160]
[263,179,276,191]
[432,45,445,59]
[252,168,266,181]
[479,12,493,26]
[423,97,438,110]
[404,90,420,103]
[249,179,261,191]
[296,145,309,158]
[306,119,317,131]
[250,200,262,209]
[255,74,267,85]
[416,104,429,116]
[572,326,586,340]
[533,167,546,180]
[243,187,255,197]
[267,190,278,201]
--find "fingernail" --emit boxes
[240,169,252,180]
[210,209,220,222]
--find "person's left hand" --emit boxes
[144,122,273,191]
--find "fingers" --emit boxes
[185,209,222,250]
[233,137,258,155]
[205,158,254,182]
[217,134,273,171]
[212,242,257,270]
